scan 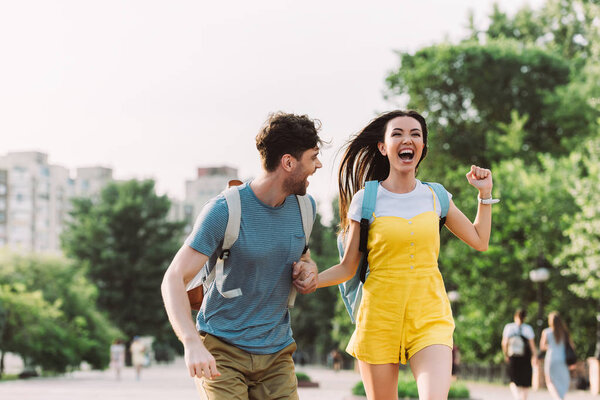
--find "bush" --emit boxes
[448,382,470,398]
[295,372,311,382]
[351,376,470,398]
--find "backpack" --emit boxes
[337,180,450,323]
[507,325,531,358]
[186,183,314,310]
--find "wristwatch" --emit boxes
[478,195,500,205]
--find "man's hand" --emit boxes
[184,338,220,380]
[292,260,318,294]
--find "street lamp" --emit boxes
[448,290,460,318]
[529,267,550,339]
[595,310,600,359]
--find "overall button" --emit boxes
[410,242,415,246]
[410,255,415,259]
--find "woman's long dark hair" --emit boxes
[337,110,428,232]
[549,311,572,345]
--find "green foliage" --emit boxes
[61,179,185,342]
[352,380,366,396]
[291,210,340,360]
[448,382,470,399]
[386,39,586,172]
[351,375,470,398]
[558,134,600,301]
[0,251,120,374]
[295,371,311,382]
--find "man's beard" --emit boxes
[284,173,307,196]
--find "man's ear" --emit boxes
[281,154,295,172]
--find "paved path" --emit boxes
[1,359,598,399]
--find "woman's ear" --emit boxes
[377,142,386,156]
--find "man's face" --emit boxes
[285,147,322,196]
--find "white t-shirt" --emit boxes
[503,322,535,340]
[348,180,452,223]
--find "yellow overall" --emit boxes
[346,188,455,365]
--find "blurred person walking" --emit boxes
[540,311,575,400]
[130,336,147,381]
[502,309,538,400]
[109,339,125,380]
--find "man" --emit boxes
[502,309,538,400]
[161,112,322,399]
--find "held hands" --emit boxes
[292,259,318,294]
[184,339,220,380]
[466,165,493,196]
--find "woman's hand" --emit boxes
[466,165,493,197]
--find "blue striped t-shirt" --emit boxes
[185,181,316,354]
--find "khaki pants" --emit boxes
[195,333,299,400]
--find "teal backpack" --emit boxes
[337,181,450,323]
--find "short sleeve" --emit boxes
[347,189,365,223]
[502,324,511,339]
[523,324,536,340]
[184,195,228,257]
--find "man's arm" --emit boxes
[161,245,220,379]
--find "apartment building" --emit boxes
[185,166,239,224]
[0,152,112,253]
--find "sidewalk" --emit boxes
[0,359,598,400]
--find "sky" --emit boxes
[0,0,545,220]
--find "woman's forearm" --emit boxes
[317,261,358,288]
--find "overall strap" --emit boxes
[423,182,449,231]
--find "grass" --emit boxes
[352,376,470,399]
[0,374,19,382]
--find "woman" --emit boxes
[540,312,573,399]
[316,110,495,399]
[502,309,538,400]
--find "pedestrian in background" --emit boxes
[540,311,574,400]
[109,338,125,380]
[130,336,147,381]
[502,309,538,400]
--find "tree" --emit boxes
[290,209,340,361]
[385,39,586,173]
[0,251,120,375]
[558,134,600,302]
[61,179,185,343]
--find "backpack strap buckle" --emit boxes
[220,249,231,260]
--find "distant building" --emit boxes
[0,151,112,253]
[185,166,239,226]
[0,169,8,248]
[75,166,113,198]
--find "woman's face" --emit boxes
[378,116,425,173]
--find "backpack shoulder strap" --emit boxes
[358,181,378,282]
[212,186,242,298]
[296,194,314,253]
[287,195,314,308]
[222,187,241,250]
[359,181,378,253]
